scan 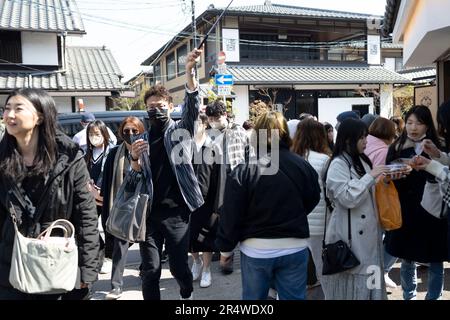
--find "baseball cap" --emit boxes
[336,111,359,122]
[81,112,95,123]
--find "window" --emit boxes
[154,63,161,82]
[177,45,187,76]
[0,31,22,63]
[166,52,176,81]
[240,32,318,61]
[395,57,404,71]
[352,104,369,118]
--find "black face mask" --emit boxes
[147,108,169,125]
[122,133,136,145]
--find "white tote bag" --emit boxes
[9,218,78,294]
[421,181,448,219]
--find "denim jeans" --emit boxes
[240,249,308,300]
[383,246,398,273]
[400,260,444,300]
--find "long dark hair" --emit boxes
[437,100,450,152]
[389,105,441,161]
[0,89,58,182]
[85,120,111,169]
[326,118,372,178]
[292,119,331,157]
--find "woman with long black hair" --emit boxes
[0,88,99,299]
[385,105,447,300]
[322,118,389,300]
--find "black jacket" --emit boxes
[0,132,100,288]
[215,145,321,252]
[385,145,448,262]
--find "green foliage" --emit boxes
[112,85,150,111]
[206,79,233,114]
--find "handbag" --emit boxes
[375,179,402,230]
[322,161,360,275]
[8,202,78,294]
[421,180,448,219]
[106,172,149,243]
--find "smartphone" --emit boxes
[130,132,148,144]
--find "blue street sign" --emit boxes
[215,74,234,85]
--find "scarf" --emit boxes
[108,143,130,210]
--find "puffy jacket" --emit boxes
[304,151,330,236]
[0,132,100,288]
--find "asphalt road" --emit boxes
[91,243,450,300]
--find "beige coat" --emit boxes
[325,155,383,275]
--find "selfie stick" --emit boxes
[197,0,235,49]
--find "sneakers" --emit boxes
[100,258,112,274]
[180,293,193,300]
[200,269,212,288]
[219,253,234,275]
[384,273,398,289]
[267,288,278,300]
[105,288,122,300]
[191,259,203,281]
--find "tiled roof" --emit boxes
[382,0,401,36]
[225,4,380,20]
[227,65,410,85]
[398,67,436,84]
[0,46,124,91]
[0,0,85,34]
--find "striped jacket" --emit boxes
[130,88,204,212]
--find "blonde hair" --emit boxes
[254,111,291,148]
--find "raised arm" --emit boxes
[186,48,202,91]
[177,48,203,135]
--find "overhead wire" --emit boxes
[6,0,391,50]
[3,0,396,82]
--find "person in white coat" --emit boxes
[291,118,331,293]
[322,118,389,300]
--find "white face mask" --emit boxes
[209,118,227,130]
[89,135,104,147]
[407,134,426,142]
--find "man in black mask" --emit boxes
[129,48,204,300]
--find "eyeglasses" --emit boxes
[123,129,139,134]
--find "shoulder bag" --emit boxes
[322,160,360,275]
[106,171,150,243]
[8,201,78,294]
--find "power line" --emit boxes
[6,0,390,51]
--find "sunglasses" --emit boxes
[123,129,139,134]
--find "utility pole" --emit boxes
[191,0,199,83]
[191,0,196,48]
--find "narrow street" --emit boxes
[92,243,450,300]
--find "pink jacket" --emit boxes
[365,135,389,166]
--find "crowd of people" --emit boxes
[1,47,450,301]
